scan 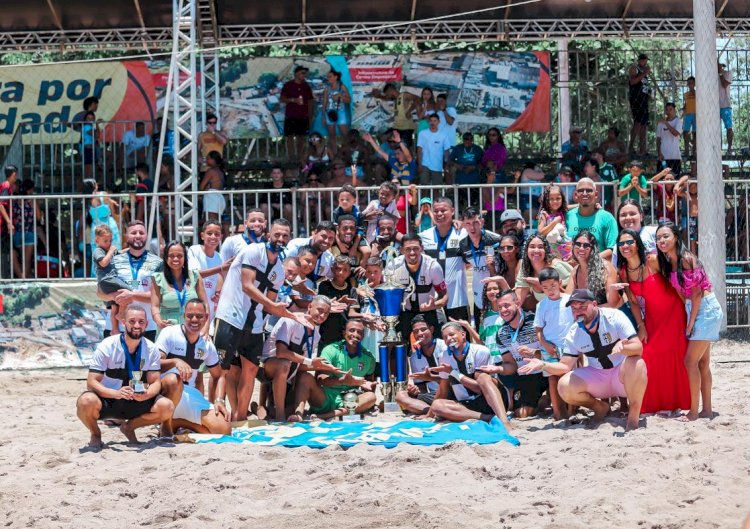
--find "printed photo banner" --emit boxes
[0,61,157,145]
[219,51,551,138]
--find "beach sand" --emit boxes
[1,340,749,529]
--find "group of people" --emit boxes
[75,171,722,447]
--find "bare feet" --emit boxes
[591,399,611,422]
[625,418,642,431]
[120,422,139,444]
[698,410,715,419]
[159,423,174,438]
[88,435,104,448]
[287,412,303,423]
[677,412,699,422]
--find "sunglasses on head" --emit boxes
[574,241,593,249]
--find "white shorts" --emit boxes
[161,370,212,425]
[203,190,226,216]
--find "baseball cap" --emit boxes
[294,65,309,74]
[500,209,523,223]
[419,197,432,206]
[566,289,596,306]
[637,53,649,61]
[559,166,574,175]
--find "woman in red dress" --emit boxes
[615,228,690,413]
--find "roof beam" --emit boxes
[716,0,729,19]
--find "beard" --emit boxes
[126,327,143,340]
[129,239,146,250]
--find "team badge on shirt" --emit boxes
[196,348,206,360]
[357,362,364,371]
[269,271,277,282]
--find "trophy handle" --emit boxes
[402,276,416,311]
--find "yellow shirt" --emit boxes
[683,90,696,115]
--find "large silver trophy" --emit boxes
[370,247,414,412]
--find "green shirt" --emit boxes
[480,310,504,356]
[321,340,376,392]
[565,209,618,252]
[619,173,648,202]
[600,162,619,206]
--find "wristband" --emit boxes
[450,369,464,382]
[303,357,313,367]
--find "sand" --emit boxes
[1,340,749,529]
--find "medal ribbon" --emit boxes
[121,334,143,383]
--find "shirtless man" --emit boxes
[76,306,180,447]
[520,289,647,430]
[395,315,447,415]
[156,299,231,435]
[428,322,512,429]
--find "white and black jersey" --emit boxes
[438,343,492,402]
[262,317,321,382]
[410,338,447,393]
[214,242,284,332]
[108,250,162,331]
[286,236,334,281]
[155,324,219,386]
[220,231,262,262]
[89,335,161,390]
[458,230,503,309]
[495,310,541,373]
[384,254,446,312]
[187,244,223,323]
[419,226,468,309]
[564,307,637,370]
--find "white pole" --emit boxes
[557,38,571,155]
[693,0,726,330]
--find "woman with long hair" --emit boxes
[151,240,209,334]
[616,228,690,414]
[614,199,657,267]
[655,222,723,421]
[322,69,351,151]
[199,150,226,222]
[514,232,573,309]
[481,127,508,176]
[415,86,437,135]
[187,220,229,325]
[570,230,620,307]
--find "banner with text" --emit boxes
[219,51,551,137]
[0,61,157,145]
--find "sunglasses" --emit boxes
[577,189,595,194]
[574,242,593,250]
[498,245,516,251]
[617,240,636,247]
[207,120,217,124]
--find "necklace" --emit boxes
[626,263,642,271]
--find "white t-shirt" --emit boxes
[187,244,223,323]
[410,338,447,393]
[563,307,637,370]
[89,335,160,391]
[214,242,284,332]
[438,343,491,402]
[420,226,468,309]
[220,232,254,262]
[437,107,458,146]
[384,254,446,312]
[122,130,151,159]
[417,128,452,172]
[656,117,683,160]
[155,324,219,386]
[719,70,732,108]
[533,294,575,349]
[361,199,400,243]
[262,317,320,382]
[285,236,334,280]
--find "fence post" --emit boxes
[557,38,571,157]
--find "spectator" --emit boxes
[415,197,434,233]
[596,126,628,170]
[302,132,333,179]
[393,183,418,236]
[435,93,458,147]
[590,150,619,211]
[449,132,484,185]
[499,209,530,246]
[417,114,452,185]
[370,83,419,148]
[570,230,620,307]
[70,96,99,129]
[0,165,17,278]
[613,199,658,268]
[338,129,367,185]
[656,102,683,174]
[280,65,314,161]
[628,53,652,156]
[718,62,734,154]
[122,121,151,172]
[519,162,545,218]
[364,130,416,185]
[322,68,351,152]
[651,169,681,223]
[259,165,294,225]
[134,163,153,222]
[83,178,122,256]
[199,151,226,222]
[80,111,99,182]
[583,159,605,205]
[561,125,589,172]
[682,77,696,157]
[514,233,573,309]
[197,113,228,172]
[415,87,437,135]
[481,127,508,178]
[481,169,506,232]
[12,179,41,279]
[617,161,649,202]
[555,165,576,203]
[566,178,618,260]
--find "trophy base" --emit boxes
[383,401,401,414]
[341,414,362,422]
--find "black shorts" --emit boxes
[284,117,310,137]
[85,391,157,420]
[460,394,495,415]
[397,310,438,343]
[513,373,548,409]
[213,319,264,369]
[445,306,470,324]
[629,96,650,125]
[416,391,436,406]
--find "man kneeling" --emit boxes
[289,319,377,421]
[429,322,512,429]
[76,306,181,447]
[156,299,230,435]
[395,315,447,414]
[520,289,647,431]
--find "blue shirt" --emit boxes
[449,144,484,184]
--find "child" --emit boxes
[265,257,303,332]
[682,76,696,157]
[414,197,434,233]
[316,255,358,351]
[674,175,698,254]
[289,245,320,311]
[533,267,574,420]
[332,184,362,227]
[537,183,572,260]
[361,181,400,243]
[93,225,132,332]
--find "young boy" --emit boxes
[93,225,132,332]
[361,182,400,243]
[349,256,385,356]
[289,245,320,311]
[682,76,696,157]
[414,197,434,233]
[332,185,362,227]
[316,255,358,351]
[533,267,574,420]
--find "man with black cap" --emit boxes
[519,289,647,431]
[280,65,314,161]
[628,53,651,156]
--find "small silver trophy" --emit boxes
[131,358,146,394]
[341,390,360,422]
